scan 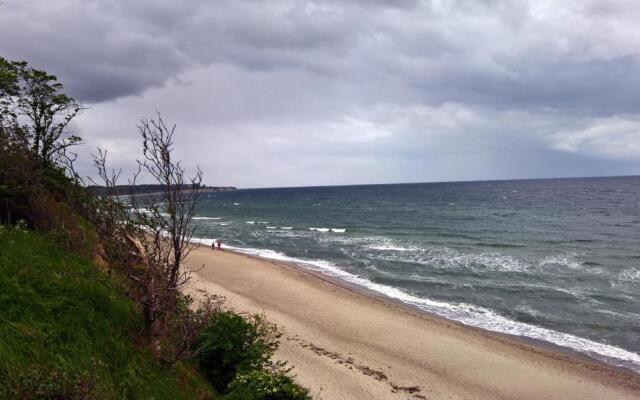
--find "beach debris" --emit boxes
[390,383,420,394]
[287,335,423,397]
[356,364,387,381]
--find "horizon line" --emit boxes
[232,173,640,191]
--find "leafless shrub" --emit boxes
[91,113,210,363]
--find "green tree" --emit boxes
[0,57,83,166]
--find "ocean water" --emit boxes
[191,176,640,373]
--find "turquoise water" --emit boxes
[191,176,640,372]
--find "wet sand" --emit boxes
[184,245,640,400]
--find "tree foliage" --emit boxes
[0,57,83,166]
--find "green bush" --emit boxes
[226,370,310,400]
[195,312,280,392]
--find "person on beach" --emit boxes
[211,241,215,252]
[216,239,222,250]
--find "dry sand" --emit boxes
[185,245,640,400]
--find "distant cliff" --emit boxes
[86,184,237,196]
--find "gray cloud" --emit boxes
[1,0,639,186]
[3,0,639,110]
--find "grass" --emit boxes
[0,225,215,399]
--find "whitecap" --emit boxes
[620,268,640,283]
[539,255,605,276]
[246,221,255,224]
[539,255,584,271]
[280,226,293,230]
[331,228,346,233]
[372,246,531,273]
[367,244,416,252]
[192,216,222,220]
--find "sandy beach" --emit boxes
[185,245,640,400]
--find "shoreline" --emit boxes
[185,244,640,399]
[278,256,639,377]
[270,256,638,375]
[194,241,640,375]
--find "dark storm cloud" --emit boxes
[2,0,639,114]
[1,0,639,186]
[0,1,194,101]
[0,0,364,101]
[418,56,640,115]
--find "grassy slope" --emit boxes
[0,226,214,399]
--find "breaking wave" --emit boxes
[309,227,346,233]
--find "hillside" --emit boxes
[0,56,310,400]
[0,227,214,399]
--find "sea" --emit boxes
[190,176,640,373]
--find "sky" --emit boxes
[1,0,639,188]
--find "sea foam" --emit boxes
[309,227,345,233]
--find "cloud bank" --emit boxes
[1,0,639,187]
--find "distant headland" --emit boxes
[86,184,237,196]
